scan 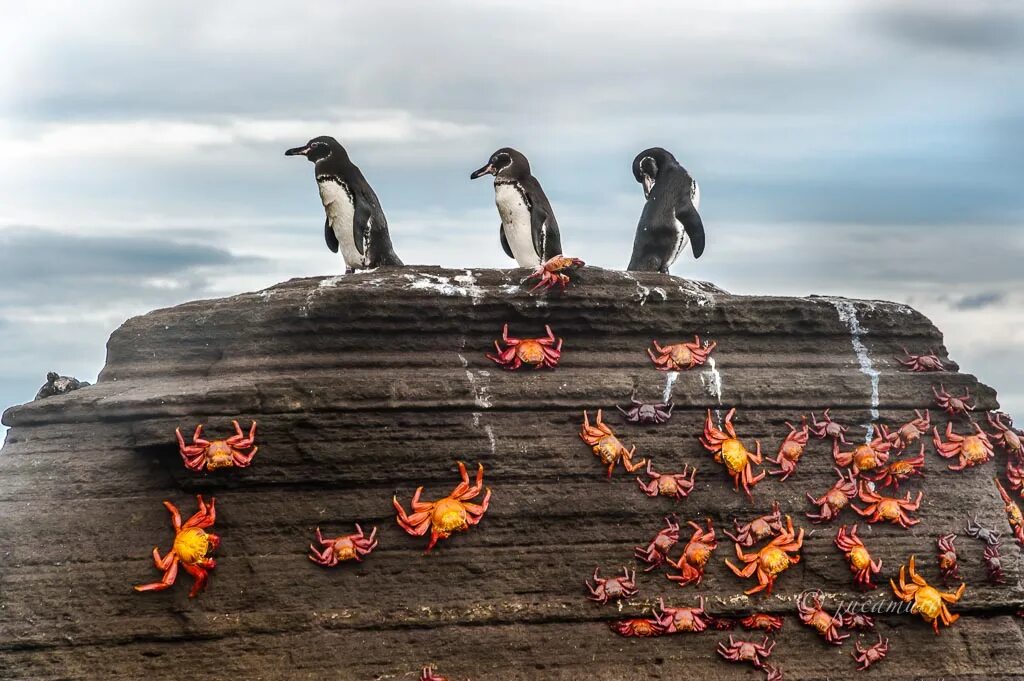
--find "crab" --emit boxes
[419,667,448,681]
[964,515,1002,547]
[726,515,804,596]
[634,516,680,571]
[933,422,994,471]
[994,477,1024,546]
[767,420,810,481]
[524,255,585,292]
[308,524,378,567]
[718,636,775,668]
[809,408,850,444]
[740,613,784,632]
[890,555,965,634]
[988,412,1024,460]
[585,566,637,604]
[666,519,718,587]
[805,468,860,523]
[709,616,737,631]
[579,409,645,478]
[393,461,491,552]
[833,435,891,476]
[886,410,931,451]
[936,533,961,582]
[851,634,889,670]
[654,595,714,633]
[1008,460,1024,495]
[617,391,673,424]
[983,543,1006,585]
[609,617,665,637]
[725,501,785,547]
[175,420,258,471]
[932,384,975,416]
[852,484,922,528]
[896,347,946,372]
[871,443,926,490]
[797,592,849,645]
[486,323,562,370]
[636,461,696,501]
[647,335,716,371]
[134,495,218,598]
[834,524,882,590]
[841,612,876,631]
[700,408,765,500]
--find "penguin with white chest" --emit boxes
[286,136,402,272]
[626,147,705,274]
[470,148,563,267]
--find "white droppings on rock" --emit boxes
[830,299,880,440]
[678,283,716,307]
[465,369,493,409]
[701,357,724,425]
[318,276,345,290]
[484,425,497,455]
[499,284,521,295]
[404,271,485,302]
[662,371,680,403]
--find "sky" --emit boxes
[1,1,1023,429]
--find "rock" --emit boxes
[33,371,90,401]
[1,266,1022,680]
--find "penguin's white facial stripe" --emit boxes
[492,152,513,175]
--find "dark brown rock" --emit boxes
[1,266,1022,680]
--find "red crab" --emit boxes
[1008,460,1024,495]
[834,524,882,590]
[585,566,637,604]
[726,515,804,596]
[988,412,1024,460]
[655,595,714,633]
[933,384,975,416]
[871,443,926,490]
[717,635,775,668]
[852,484,922,528]
[933,422,994,471]
[308,524,378,567]
[841,612,876,631]
[666,519,718,587]
[176,420,258,471]
[833,435,891,476]
[809,408,850,444]
[797,592,849,645]
[984,543,1006,585]
[852,634,889,670]
[890,555,965,634]
[610,617,665,637]
[896,347,945,372]
[579,409,645,478]
[936,533,961,582]
[725,501,784,547]
[524,255,585,292]
[393,461,491,552]
[647,335,716,371]
[740,613,784,632]
[420,666,448,681]
[994,477,1024,546]
[636,461,696,501]
[805,468,859,523]
[634,516,680,571]
[768,419,810,481]
[134,495,218,598]
[700,408,765,500]
[487,323,562,370]
[886,410,931,451]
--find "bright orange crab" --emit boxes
[647,335,716,371]
[700,408,765,500]
[393,462,491,553]
[833,433,891,476]
[524,255,585,292]
[725,515,804,595]
[666,519,718,587]
[852,484,922,528]
[933,422,994,471]
[176,420,258,471]
[134,495,219,598]
[579,409,645,478]
[890,555,965,634]
[834,524,882,590]
[487,323,562,370]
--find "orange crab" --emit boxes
[647,335,716,371]
[666,519,718,587]
[988,412,1024,460]
[308,524,378,567]
[725,515,804,595]
[834,524,882,590]
[994,477,1024,546]
[933,422,994,471]
[486,323,562,370]
[853,484,922,528]
[871,443,926,490]
[579,409,645,478]
[134,495,219,598]
[393,462,491,552]
[767,419,809,481]
[833,434,891,476]
[885,410,931,451]
[524,255,585,292]
[890,555,965,634]
[176,420,258,471]
[700,408,765,500]
[797,592,850,645]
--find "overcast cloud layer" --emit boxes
[2,1,1023,429]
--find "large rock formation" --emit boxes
[2,267,1022,680]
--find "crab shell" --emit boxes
[890,555,965,634]
[648,335,716,371]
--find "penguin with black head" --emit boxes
[286,136,402,272]
[470,148,563,267]
[626,147,705,273]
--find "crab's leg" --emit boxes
[162,501,183,530]
[180,562,209,598]
[232,446,258,467]
[150,547,174,570]
[463,491,491,523]
[308,545,333,564]
[134,555,179,592]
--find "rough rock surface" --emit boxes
[1,266,1022,680]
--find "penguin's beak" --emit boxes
[642,174,655,199]
[285,145,311,157]
[470,163,496,180]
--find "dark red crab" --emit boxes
[896,347,945,372]
[984,543,1006,585]
[635,516,680,571]
[487,323,562,370]
[834,524,882,590]
[1008,460,1024,495]
[805,468,859,523]
[740,613,784,632]
[886,410,931,452]
[871,443,926,490]
[176,420,258,471]
[936,533,961,582]
[655,595,714,633]
[989,412,1024,460]
[617,391,674,424]
[666,519,718,587]
[809,408,850,444]
[717,635,775,668]
[933,384,975,416]
[308,524,378,567]
[636,460,696,501]
[524,255,585,292]
[585,567,637,604]
[725,501,785,547]
[768,419,810,482]
[610,617,665,637]
[933,422,994,471]
[797,593,849,645]
[647,336,717,371]
[833,434,892,476]
[852,634,889,670]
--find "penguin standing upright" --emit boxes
[470,148,563,267]
[626,147,705,273]
[286,136,402,272]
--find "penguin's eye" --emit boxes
[493,153,511,170]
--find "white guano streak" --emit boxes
[831,300,880,441]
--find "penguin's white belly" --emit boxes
[318,179,367,268]
[668,218,690,267]
[494,184,541,267]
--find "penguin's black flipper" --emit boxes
[352,197,372,256]
[676,205,706,259]
[530,206,549,261]
[324,217,339,253]
[499,225,514,259]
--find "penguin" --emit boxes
[285,136,402,272]
[470,148,563,267]
[626,147,705,274]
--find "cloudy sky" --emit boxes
[2,1,1023,427]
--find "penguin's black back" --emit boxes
[627,150,703,273]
